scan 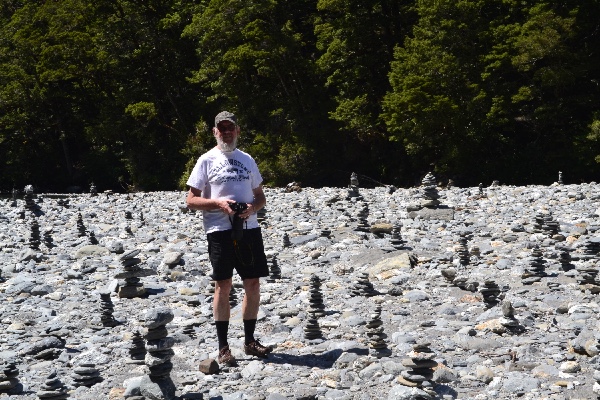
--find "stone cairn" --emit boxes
[499,301,524,333]
[90,182,97,196]
[29,217,41,251]
[0,359,21,395]
[575,260,600,294]
[10,188,18,207]
[558,171,563,185]
[355,202,370,233]
[36,369,68,400]
[350,271,377,297]
[307,274,326,318]
[127,329,147,365]
[71,362,102,387]
[304,275,325,341]
[267,255,282,282]
[580,237,600,259]
[347,172,363,200]
[43,227,54,248]
[455,233,470,266]
[521,245,547,284]
[76,213,87,237]
[390,222,404,250]
[557,245,574,271]
[420,172,440,208]
[366,304,389,357]
[142,308,176,399]
[479,280,501,308]
[257,207,267,225]
[478,183,485,197]
[453,276,479,292]
[398,342,438,397]
[24,184,37,212]
[99,292,119,327]
[88,230,98,245]
[282,232,291,248]
[115,249,156,298]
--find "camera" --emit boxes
[229,201,248,214]
[229,202,248,241]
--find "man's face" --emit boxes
[215,121,239,151]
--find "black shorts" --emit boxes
[207,227,269,281]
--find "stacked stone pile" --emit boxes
[479,279,502,308]
[397,342,438,397]
[366,304,389,357]
[76,213,87,237]
[267,255,282,282]
[36,370,68,400]
[71,362,102,388]
[143,308,176,387]
[521,245,548,284]
[455,233,470,266]
[350,271,377,296]
[0,360,21,395]
[98,292,118,327]
[28,218,41,251]
[419,172,441,208]
[114,249,156,298]
[355,202,370,233]
[127,329,146,365]
[575,261,600,293]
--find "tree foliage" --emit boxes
[1,0,599,191]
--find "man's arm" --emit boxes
[186,187,235,214]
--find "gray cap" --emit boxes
[215,111,237,126]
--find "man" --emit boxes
[186,111,273,366]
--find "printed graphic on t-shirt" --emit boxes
[211,158,251,184]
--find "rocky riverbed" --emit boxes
[1,182,600,400]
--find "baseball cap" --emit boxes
[215,111,238,126]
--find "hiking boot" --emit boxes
[244,340,273,358]
[217,346,236,366]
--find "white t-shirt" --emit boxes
[186,147,263,233]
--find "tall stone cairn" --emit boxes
[580,237,600,259]
[10,188,18,207]
[89,230,98,245]
[558,247,574,271]
[0,359,21,395]
[76,213,87,237]
[90,182,98,196]
[307,274,326,318]
[398,342,438,397]
[420,172,440,208]
[355,202,370,232]
[267,255,281,282]
[43,227,54,248]
[115,249,155,298]
[229,285,238,308]
[36,369,68,400]
[350,272,377,297]
[390,222,404,250]
[558,171,563,185]
[99,292,118,327]
[142,308,176,399]
[71,362,102,387]
[28,218,41,250]
[257,207,267,226]
[347,172,362,200]
[521,245,547,284]
[23,185,36,212]
[127,329,146,365]
[366,305,389,357]
[303,311,324,341]
[455,233,470,266]
[282,232,291,248]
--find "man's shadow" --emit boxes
[261,347,369,368]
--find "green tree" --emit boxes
[183,0,331,186]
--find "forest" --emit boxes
[1,0,600,192]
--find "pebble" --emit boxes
[1,183,600,399]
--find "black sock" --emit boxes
[243,319,257,345]
[215,320,229,349]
